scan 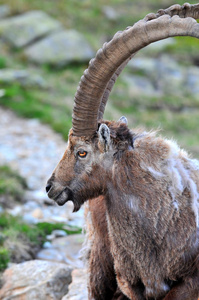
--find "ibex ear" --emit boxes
[118,116,128,125]
[98,124,110,152]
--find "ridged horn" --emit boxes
[72,3,199,137]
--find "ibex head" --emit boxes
[46,117,133,212]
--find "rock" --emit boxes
[186,66,199,97]
[0,5,10,19]
[0,89,5,97]
[102,6,119,21]
[46,229,67,241]
[32,207,44,219]
[24,30,95,66]
[125,55,198,97]
[0,69,46,87]
[0,260,72,300]
[51,229,68,238]
[156,55,186,96]
[37,234,85,268]
[43,241,53,249]
[62,269,88,300]
[122,74,157,97]
[0,11,61,48]
[127,57,158,77]
[142,37,176,54]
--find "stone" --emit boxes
[37,234,85,269]
[24,30,95,66]
[0,11,61,48]
[62,269,88,300]
[127,57,158,77]
[0,89,5,97]
[102,6,119,21]
[186,66,199,96]
[0,260,72,300]
[0,69,46,87]
[0,5,10,19]
[156,55,186,96]
[125,55,195,97]
[122,74,157,96]
[142,37,176,54]
[32,207,44,219]
[52,229,67,237]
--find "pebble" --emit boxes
[37,234,85,269]
[0,5,10,19]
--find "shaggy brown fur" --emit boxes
[47,121,199,300]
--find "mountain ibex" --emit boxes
[46,3,199,300]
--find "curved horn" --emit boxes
[72,3,199,137]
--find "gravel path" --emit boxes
[0,106,84,226]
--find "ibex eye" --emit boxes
[77,150,87,158]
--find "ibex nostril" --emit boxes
[46,183,52,193]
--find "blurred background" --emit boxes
[0,0,199,298]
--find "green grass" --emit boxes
[36,222,82,236]
[0,56,7,68]
[0,165,27,200]
[0,213,45,244]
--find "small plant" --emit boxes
[0,56,7,69]
[36,222,82,235]
[0,248,9,271]
[0,165,27,202]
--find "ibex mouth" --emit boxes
[48,186,73,206]
[55,188,73,206]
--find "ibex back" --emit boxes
[46,3,199,300]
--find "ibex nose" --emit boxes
[46,183,52,193]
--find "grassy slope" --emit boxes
[0,0,198,156]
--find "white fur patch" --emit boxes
[165,145,199,226]
[140,134,199,226]
[140,162,164,179]
[127,195,140,213]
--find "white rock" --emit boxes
[0,260,72,300]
